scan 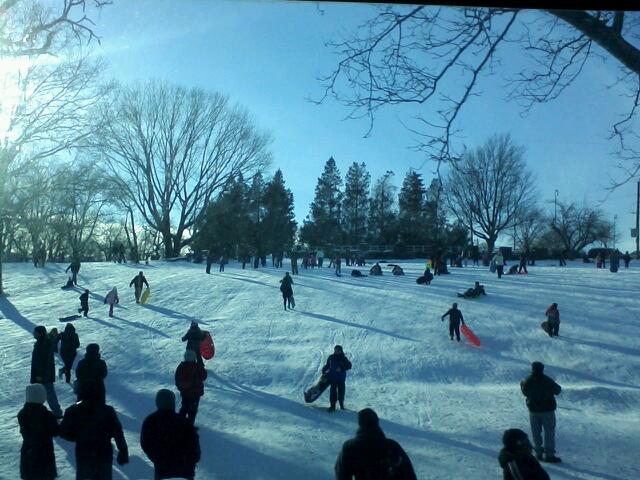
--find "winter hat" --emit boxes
[502,428,530,451]
[334,345,344,354]
[184,349,197,362]
[86,343,100,355]
[191,321,198,327]
[33,325,46,338]
[358,408,379,428]
[531,361,544,374]
[25,384,47,404]
[155,389,175,411]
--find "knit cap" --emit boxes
[155,389,176,410]
[25,384,47,404]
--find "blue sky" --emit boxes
[91,1,639,251]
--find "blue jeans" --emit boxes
[42,382,62,417]
[529,411,556,456]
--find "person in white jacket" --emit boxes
[104,287,119,317]
[492,251,505,278]
[316,249,325,268]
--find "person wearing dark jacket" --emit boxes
[60,380,129,480]
[181,322,206,366]
[76,343,108,404]
[322,345,352,412]
[78,289,90,317]
[520,362,562,463]
[622,251,631,268]
[175,350,208,425]
[458,281,486,298]
[30,326,62,418]
[369,262,383,276]
[335,408,416,480]
[129,271,149,303]
[423,267,434,285]
[441,303,465,342]
[18,384,60,480]
[58,323,80,384]
[498,428,549,480]
[141,389,201,480]
[279,272,294,310]
[544,303,560,337]
[66,259,81,285]
[518,254,529,274]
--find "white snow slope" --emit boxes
[0,259,638,480]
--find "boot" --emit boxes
[545,455,562,463]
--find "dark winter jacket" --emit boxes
[141,409,201,479]
[79,291,89,308]
[369,264,382,275]
[498,448,550,480]
[322,353,352,383]
[175,361,207,399]
[392,265,404,276]
[66,260,81,274]
[60,399,128,480]
[76,352,108,402]
[129,273,149,290]
[18,403,59,480]
[441,308,465,326]
[335,426,417,480]
[31,337,56,384]
[545,305,560,324]
[182,326,205,355]
[520,373,561,413]
[59,325,80,361]
[279,275,294,296]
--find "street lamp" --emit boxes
[613,214,618,248]
[554,190,559,222]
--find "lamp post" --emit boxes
[554,190,559,222]
[613,214,618,248]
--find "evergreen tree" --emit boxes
[398,170,427,245]
[300,157,343,246]
[247,172,266,257]
[367,171,397,244]
[262,169,297,256]
[342,162,370,245]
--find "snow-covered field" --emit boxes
[0,259,638,480]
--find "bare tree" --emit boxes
[318,7,640,185]
[97,81,272,258]
[444,134,536,255]
[514,206,546,253]
[550,201,613,254]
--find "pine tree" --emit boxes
[247,172,266,257]
[398,170,427,245]
[367,171,397,244]
[300,157,343,246]
[342,162,370,245]
[262,169,297,256]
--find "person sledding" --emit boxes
[441,302,465,342]
[458,281,486,298]
[507,264,519,275]
[129,271,149,304]
[322,345,352,412]
[391,265,405,276]
[279,272,294,310]
[61,277,75,290]
[369,262,383,276]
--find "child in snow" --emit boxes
[279,272,294,310]
[322,345,352,412]
[423,267,434,285]
[78,289,89,317]
[498,428,549,480]
[544,303,560,337]
[441,303,465,342]
[58,323,80,383]
[61,277,74,290]
[104,287,119,317]
[458,281,486,298]
[392,265,405,276]
[175,350,207,425]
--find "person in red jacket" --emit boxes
[175,350,207,425]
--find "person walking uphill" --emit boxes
[78,289,90,317]
[141,389,201,480]
[182,322,206,367]
[175,350,207,425]
[493,250,505,278]
[18,384,60,480]
[441,303,465,342]
[58,323,80,384]
[335,408,417,480]
[66,258,81,285]
[60,380,129,480]
[498,428,549,480]
[30,326,63,418]
[76,343,108,404]
[280,272,294,310]
[520,361,562,463]
[322,345,352,412]
[130,271,149,303]
[104,287,119,317]
[544,303,560,337]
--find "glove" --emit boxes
[117,450,129,465]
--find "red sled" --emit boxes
[461,324,481,347]
[200,331,215,360]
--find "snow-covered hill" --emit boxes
[0,259,638,479]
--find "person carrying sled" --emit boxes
[58,323,80,384]
[279,272,294,310]
[66,258,81,286]
[78,289,90,317]
[175,350,207,425]
[141,389,201,480]
[498,428,550,480]
[104,287,119,317]
[441,303,465,342]
[369,262,383,276]
[182,322,206,367]
[459,281,486,298]
[30,326,63,418]
[544,303,560,337]
[335,408,417,480]
[18,384,60,480]
[76,343,108,404]
[129,271,149,304]
[322,345,352,412]
[492,250,505,278]
[520,361,562,464]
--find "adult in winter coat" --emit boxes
[60,380,129,480]
[441,303,465,342]
[18,384,60,480]
[335,256,342,275]
[104,287,119,317]
[518,254,529,274]
[30,326,62,418]
[498,428,549,480]
[129,271,150,303]
[66,259,81,285]
[78,289,90,317]
[322,345,352,412]
[492,251,505,278]
[544,303,560,337]
[290,250,299,275]
[181,322,206,366]
[58,323,80,383]
[279,272,294,310]
[520,362,562,463]
[423,267,434,285]
[622,251,631,268]
[175,350,208,425]
[335,408,417,480]
[76,343,108,404]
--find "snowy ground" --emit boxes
[0,258,638,480]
